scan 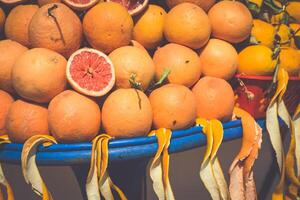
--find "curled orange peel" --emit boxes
[86,134,127,200]
[0,135,14,200]
[21,135,57,200]
[196,118,229,200]
[148,128,174,200]
[229,107,262,200]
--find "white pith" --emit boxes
[62,0,99,10]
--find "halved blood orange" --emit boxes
[105,0,149,15]
[66,48,115,97]
[62,0,99,10]
[0,0,25,4]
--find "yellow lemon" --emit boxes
[133,5,166,50]
[276,24,291,46]
[238,45,276,75]
[287,2,300,23]
[290,23,300,49]
[0,7,5,32]
[279,47,300,76]
[251,19,276,48]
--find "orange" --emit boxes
[287,2,300,23]
[153,43,201,87]
[109,46,155,90]
[238,45,276,76]
[5,5,38,47]
[149,84,197,130]
[199,38,238,80]
[166,0,216,12]
[192,76,235,121]
[133,4,166,50]
[164,2,211,49]
[6,100,49,143]
[279,47,300,76]
[12,48,67,103]
[251,19,276,48]
[0,40,28,94]
[0,7,5,33]
[0,90,14,135]
[83,2,134,54]
[102,88,153,138]
[48,90,101,143]
[208,1,253,43]
[29,3,82,58]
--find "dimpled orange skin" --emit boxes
[48,90,101,143]
[0,90,14,135]
[4,5,39,47]
[163,3,211,49]
[102,89,153,138]
[12,48,67,103]
[5,100,49,143]
[83,2,134,54]
[166,0,216,12]
[149,84,197,130]
[28,3,82,58]
[192,76,235,121]
[199,38,238,80]
[208,1,253,43]
[0,40,28,94]
[153,43,201,88]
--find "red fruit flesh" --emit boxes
[110,0,144,10]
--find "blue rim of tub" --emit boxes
[0,118,272,165]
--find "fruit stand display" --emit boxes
[0,0,299,199]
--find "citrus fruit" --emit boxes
[290,23,300,49]
[0,0,25,4]
[130,40,149,55]
[67,48,115,97]
[12,48,67,103]
[279,47,300,76]
[149,84,197,130]
[48,90,101,143]
[251,19,276,48]
[164,2,211,49]
[287,2,300,23]
[109,46,155,90]
[105,0,148,16]
[6,100,49,143]
[208,1,253,43]
[0,40,27,94]
[83,2,134,54]
[271,12,284,25]
[29,3,82,58]
[102,88,152,138]
[238,45,276,76]
[276,24,291,47]
[199,38,238,80]
[153,43,201,88]
[133,4,166,50]
[37,0,61,6]
[5,5,38,47]
[63,0,98,10]
[0,7,5,33]
[192,76,235,121]
[166,0,216,12]
[0,90,14,135]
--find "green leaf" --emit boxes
[294,36,300,49]
[154,68,171,86]
[264,0,283,14]
[247,2,261,14]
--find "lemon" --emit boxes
[271,12,284,25]
[238,45,276,75]
[279,47,300,76]
[290,23,300,49]
[251,19,276,48]
[276,24,291,47]
[287,2,300,24]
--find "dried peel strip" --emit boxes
[86,134,127,200]
[229,107,262,200]
[149,128,175,200]
[196,118,229,200]
[0,135,14,200]
[21,135,57,200]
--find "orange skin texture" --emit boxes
[199,39,238,80]
[29,3,82,58]
[166,0,216,12]
[0,90,14,135]
[164,2,211,49]
[0,40,28,94]
[5,5,39,47]
[0,7,5,33]
[5,100,49,143]
[48,90,101,143]
[153,43,201,88]
[83,2,134,54]
[37,0,61,6]
[149,84,197,130]
[102,89,153,138]
[208,1,253,43]
[109,46,155,90]
[12,48,67,103]
[192,76,235,121]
